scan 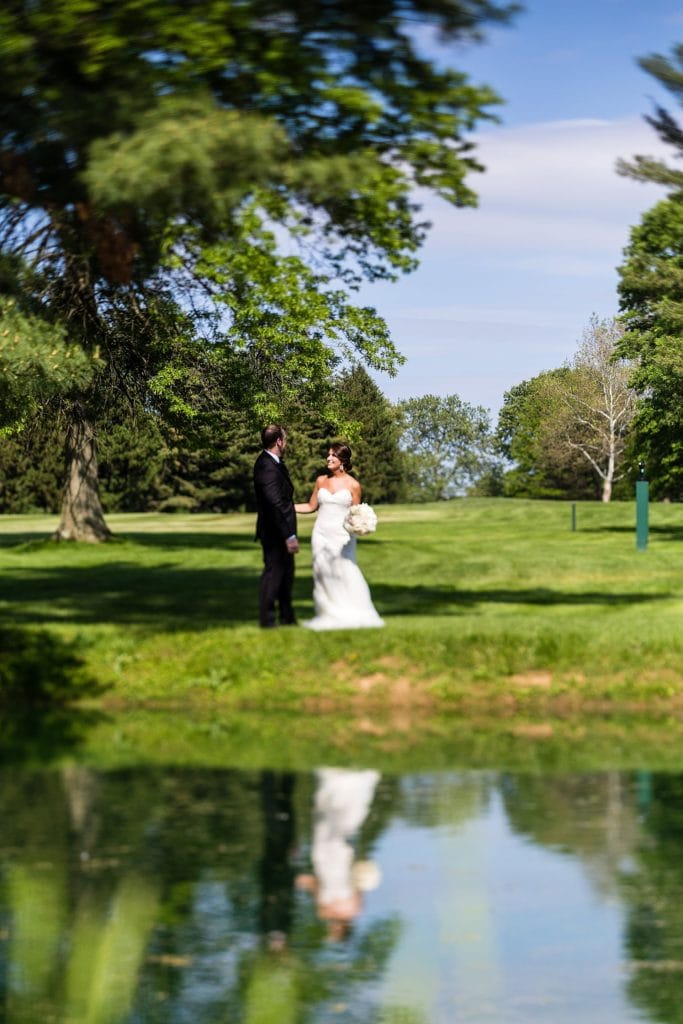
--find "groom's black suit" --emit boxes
[254,450,298,627]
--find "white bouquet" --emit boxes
[344,502,378,536]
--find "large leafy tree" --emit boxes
[0,0,517,539]
[496,372,600,500]
[616,45,683,499]
[398,393,493,500]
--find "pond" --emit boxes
[2,714,683,1023]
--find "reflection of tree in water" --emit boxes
[0,766,160,1024]
[499,772,683,1024]
[500,772,640,899]
[259,771,297,947]
[397,772,493,830]
[0,764,403,1024]
[622,774,683,1024]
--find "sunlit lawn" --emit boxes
[1,498,681,713]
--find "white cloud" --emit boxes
[387,306,587,329]
[424,116,668,226]
[362,116,672,411]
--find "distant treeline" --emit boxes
[4,332,671,516]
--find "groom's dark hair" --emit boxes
[261,424,285,449]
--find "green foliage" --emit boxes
[616,44,683,190]
[618,199,683,499]
[0,0,515,307]
[154,412,257,513]
[0,0,518,536]
[617,46,683,499]
[0,300,95,429]
[0,416,64,513]
[84,98,287,228]
[397,393,494,500]
[496,372,600,499]
[97,414,168,513]
[0,408,170,515]
[192,206,403,422]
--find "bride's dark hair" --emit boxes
[329,442,352,472]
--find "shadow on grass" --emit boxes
[0,625,107,763]
[371,582,673,617]
[580,524,683,540]
[0,561,673,631]
[0,531,53,549]
[0,564,262,628]
[116,531,257,552]
[0,530,256,553]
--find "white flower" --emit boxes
[344,502,378,536]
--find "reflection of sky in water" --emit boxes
[369,784,633,1023]
[176,881,249,1013]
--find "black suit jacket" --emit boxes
[253,451,297,544]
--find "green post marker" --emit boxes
[571,503,576,532]
[636,463,649,551]
[636,770,652,813]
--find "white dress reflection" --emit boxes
[298,768,381,938]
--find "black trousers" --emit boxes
[259,539,296,627]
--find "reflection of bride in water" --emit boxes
[298,768,381,938]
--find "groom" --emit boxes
[253,425,299,628]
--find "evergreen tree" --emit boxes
[155,412,257,513]
[97,414,168,513]
[0,415,64,514]
[616,45,683,499]
[334,366,406,504]
[283,366,407,504]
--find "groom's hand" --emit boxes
[286,536,299,554]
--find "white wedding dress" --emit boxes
[311,768,381,908]
[303,488,384,631]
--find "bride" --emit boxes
[295,443,384,631]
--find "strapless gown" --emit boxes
[303,488,384,631]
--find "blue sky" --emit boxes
[361,0,682,415]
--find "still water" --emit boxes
[1,757,682,1023]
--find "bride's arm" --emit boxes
[295,477,323,514]
[350,479,362,505]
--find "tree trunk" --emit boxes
[601,476,613,502]
[53,409,111,542]
[601,436,616,502]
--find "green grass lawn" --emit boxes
[1,498,681,716]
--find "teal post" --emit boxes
[636,463,649,551]
[636,770,652,813]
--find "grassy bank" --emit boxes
[0,499,681,716]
